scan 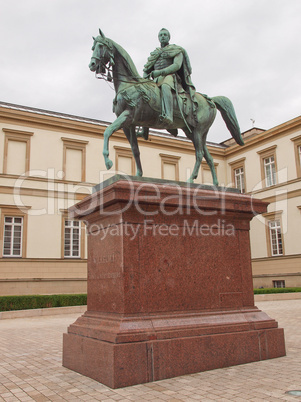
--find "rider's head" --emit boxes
[158,28,170,46]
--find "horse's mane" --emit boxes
[109,39,143,82]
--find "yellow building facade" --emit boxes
[0,101,300,295]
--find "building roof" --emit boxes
[221,127,266,146]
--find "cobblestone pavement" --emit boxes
[0,300,300,401]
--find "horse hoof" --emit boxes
[135,171,143,177]
[106,160,113,170]
[187,178,194,183]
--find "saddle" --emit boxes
[139,79,215,131]
[138,81,196,128]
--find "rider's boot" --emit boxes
[160,84,173,126]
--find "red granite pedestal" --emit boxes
[63,176,286,389]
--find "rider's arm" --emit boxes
[152,53,183,78]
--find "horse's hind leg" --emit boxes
[188,129,204,183]
[203,143,218,186]
[103,110,130,170]
[123,126,143,177]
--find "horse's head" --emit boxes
[89,29,114,76]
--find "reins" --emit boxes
[95,66,153,86]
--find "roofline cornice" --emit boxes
[225,115,301,157]
[1,102,300,159]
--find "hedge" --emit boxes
[0,294,87,312]
[254,287,301,294]
[1,288,301,312]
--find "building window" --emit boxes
[234,167,245,193]
[291,135,301,178]
[3,216,23,257]
[160,153,181,181]
[268,220,283,256]
[201,161,219,185]
[61,212,85,259]
[64,220,81,258]
[263,211,284,258]
[229,158,246,193]
[264,156,276,187]
[3,129,34,176]
[257,146,277,188]
[1,206,29,258]
[114,146,135,175]
[273,280,285,288]
[62,137,88,182]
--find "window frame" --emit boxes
[64,219,81,259]
[160,153,181,181]
[0,206,30,258]
[114,146,135,176]
[61,137,88,183]
[3,129,34,175]
[291,135,301,178]
[61,213,85,259]
[229,158,246,193]
[264,156,277,187]
[257,146,278,188]
[273,280,285,288]
[268,219,283,256]
[3,216,24,257]
[262,211,285,258]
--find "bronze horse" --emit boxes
[89,30,244,184]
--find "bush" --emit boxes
[0,294,87,312]
[1,288,301,311]
[254,287,301,294]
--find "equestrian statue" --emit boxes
[89,29,244,184]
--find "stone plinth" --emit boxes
[63,176,286,388]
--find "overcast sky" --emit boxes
[0,0,300,142]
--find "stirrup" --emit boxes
[159,115,173,126]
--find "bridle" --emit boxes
[91,38,153,86]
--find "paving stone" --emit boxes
[0,300,300,401]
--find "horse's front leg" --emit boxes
[103,111,130,170]
[123,126,143,177]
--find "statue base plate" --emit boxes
[63,309,285,388]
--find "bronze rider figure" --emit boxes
[138,28,197,140]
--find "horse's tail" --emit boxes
[212,96,244,145]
